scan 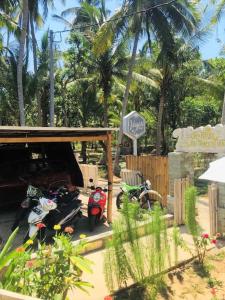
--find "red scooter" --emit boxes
[88,179,107,231]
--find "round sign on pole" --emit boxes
[123,111,146,155]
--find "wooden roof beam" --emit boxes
[0,135,108,143]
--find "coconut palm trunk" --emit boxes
[30,13,42,125]
[103,90,109,128]
[156,89,165,155]
[17,0,28,126]
[30,14,37,73]
[113,30,140,175]
[221,90,225,125]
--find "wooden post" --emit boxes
[208,183,218,236]
[174,178,189,225]
[106,132,113,223]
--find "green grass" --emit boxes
[208,251,225,262]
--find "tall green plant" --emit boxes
[185,186,200,237]
[104,196,171,296]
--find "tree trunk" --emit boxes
[156,91,165,155]
[30,14,37,73]
[25,15,29,68]
[49,30,54,126]
[17,0,28,126]
[81,142,87,163]
[30,14,42,126]
[113,30,140,175]
[103,90,109,127]
[221,90,225,125]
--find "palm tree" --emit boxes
[54,0,129,127]
[94,0,199,173]
[213,0,225,124]
[28,0,52,125]
[17,0,28,126]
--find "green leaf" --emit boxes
[74,281,93,294]
[70,256,93,274]
[0,227,19,269]
[53,294,63,300]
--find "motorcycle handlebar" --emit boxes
[87,185,108,192]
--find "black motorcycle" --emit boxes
[12,182,82,242]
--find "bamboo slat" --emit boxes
[208,184,218,236]
[173,178,189,225]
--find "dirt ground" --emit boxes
[157,248,225,300]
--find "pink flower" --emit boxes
[36,223,46,229]
[211,288,216,296]
[211,239,217,245]
[202,233,209,239]
[26,260,34,268]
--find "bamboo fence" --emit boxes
[126,155,168,206]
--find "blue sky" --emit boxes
[38,0,225,60]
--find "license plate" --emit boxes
[32,207,43,215]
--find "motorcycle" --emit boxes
[87,179,107,231]
[12,182,82,242]
[116,174,162,210]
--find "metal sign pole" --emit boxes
[133,138,137,155]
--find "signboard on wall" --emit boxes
[123,111,146,155]
[173,124,225,153]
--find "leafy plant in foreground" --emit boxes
[0,230,93,300]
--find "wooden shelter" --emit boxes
[0,126,115,222]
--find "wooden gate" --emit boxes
[126,155,168,206]
[208,183,218,236]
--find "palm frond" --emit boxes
[122,71,159,89]
[93,8,127,56]
[61,7,80,18]
[214,0,225,21]
[52,14,72,27]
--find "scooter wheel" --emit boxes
[89,215,97,232]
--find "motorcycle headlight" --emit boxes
[146,180,151,189]
[93,192,101,202]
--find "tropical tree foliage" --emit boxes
[0,0,224,164]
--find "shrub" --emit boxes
[184,186,218,265]
[0,229,93,300]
